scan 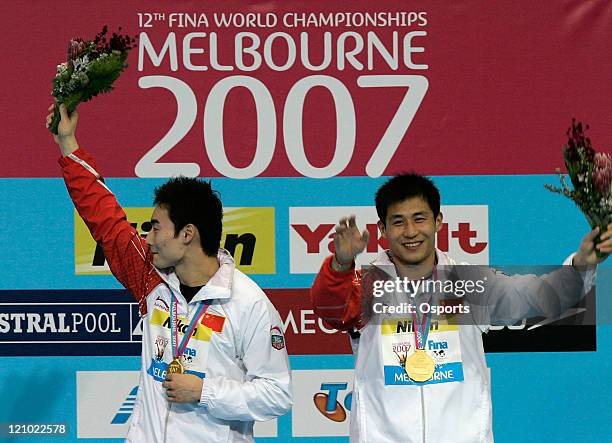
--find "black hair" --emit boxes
[153,177,223,257]
[375,173,441,224]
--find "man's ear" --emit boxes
[378,220,387,239]
[182,224,196,243]
[435,212,443,233]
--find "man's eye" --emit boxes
[414,218,425,223]
[392,220,403,226]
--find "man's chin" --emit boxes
[153,263,173,272]
[152,257,169,270]
[398,257,425,266]
[393,249,433,266]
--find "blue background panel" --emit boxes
[0,175,610,442]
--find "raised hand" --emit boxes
[333,215,370,267]
[46,103,79,156]
[573,223,612,267]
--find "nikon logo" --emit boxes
[75,207,275,275]
[91,224,258,266]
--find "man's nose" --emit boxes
[403,221,418,238]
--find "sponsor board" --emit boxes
[76,371,277,438]
[75,207,275,275]
[0,290,594,355]
[77,371,140,438]
[0,289,350,356]
[266,289,352,355]
[5,3,612,180]
[289,205,488,273]
[292,369,354,437]
[0,291,142,356]
[0,289,352,356]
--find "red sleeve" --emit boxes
[310,255,364,331]
[59,148,161,315]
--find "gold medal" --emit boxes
[166,358,184,375]
[405,349,435,382]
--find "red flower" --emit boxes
[593,152,612,195]
[67,38,87,61]
[566,118,595,162]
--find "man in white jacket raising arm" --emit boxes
[47,104,292,443]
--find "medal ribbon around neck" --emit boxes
[410,266,438,350]
[170,294,211,360]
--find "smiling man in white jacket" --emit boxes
[47,104,292,442]
[311,173,610,443]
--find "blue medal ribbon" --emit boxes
[411,266,437,350]
[170,294,211,360]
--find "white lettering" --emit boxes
[318,318,338,334]
[282,311,299,334]
[42,313,56,332]
[57,313,70,333]
[263,32,296,71]
[301,310,316,334]
[235,32,261,71]
[72,313,83,332]
[0,313,9,333]
[394,372,410,382]
[432,370,454,380]
[183,33,208,71]
[403,31,428,70]
[139,32,178,71]
[337,32,364,70]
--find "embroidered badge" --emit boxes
[270,326,285,350]
[154,336,168,361]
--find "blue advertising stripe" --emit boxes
[0,289,137,303]
[0,175,603,292]
[146,359,206,382]
[1,342,612,442]
[384,361,464,385]
[110,413,132,425]
[0,175,608,442]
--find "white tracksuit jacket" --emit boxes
[60,148,292,443]
[312,250,594,443]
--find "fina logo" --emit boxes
[313,383,352,422]
[111,386,139,425]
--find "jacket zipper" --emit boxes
[164,294,185,442]
[420,386,426,443]
[163,402,172,443]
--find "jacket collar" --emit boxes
[155,249,234,303]
[368,248,453,278]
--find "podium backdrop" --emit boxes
[1,1,611,441]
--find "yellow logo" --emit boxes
[75,207,275,275]
[150,309,223,342]
[381,318,459,335]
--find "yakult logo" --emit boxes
[289,206,489,273]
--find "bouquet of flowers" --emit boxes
[545,119,612,257]
[48,26,136,134]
